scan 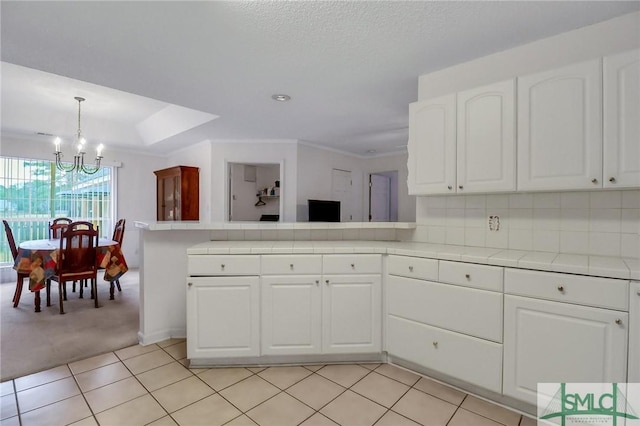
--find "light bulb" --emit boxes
[97,144,104,157]
[54,137,61,153]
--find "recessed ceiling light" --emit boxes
[271,94,291,102]
[367,149,377,153]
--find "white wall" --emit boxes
[209,141,298,222]
[408,11,640,256]
[297,144,416,222]
[165,140,212,221]
[418,11,640,100]
[297,143,364,221]
[0,135,167,268]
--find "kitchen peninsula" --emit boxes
[135,220,638,414]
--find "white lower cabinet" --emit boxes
[322,274,382,354]
[387,316,503,393]
[629,282,640,382]
[261,275,322,355]
[258,254,382,356]
[503,295,628,405]
[385,259,504,393]
[186,276,260,359]
[261,273,382,355]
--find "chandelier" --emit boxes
[53,96,104,175]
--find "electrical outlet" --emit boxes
[488,215,500,231]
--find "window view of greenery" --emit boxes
[1,157,113,264]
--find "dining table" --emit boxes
[13,238,129,312]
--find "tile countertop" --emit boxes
[134,221,417,231]
[187,240,639,281]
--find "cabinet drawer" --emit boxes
[188,255,260,276]
[505,268,629,311]
[388,255,438,281]
[387,316,502,393]
[439,261,503,292]
[388,276,502,342]
[322,254,381,274]
[261,255,322,275]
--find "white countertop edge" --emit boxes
[185,240,637,280]
[134,221,416,231]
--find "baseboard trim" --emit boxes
[138,328,186,346]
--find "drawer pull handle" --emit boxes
[351,263,355,269]
[187,282,192,287]
[447,185,452,190]
[459,185,463,190]
[315,280,319,286]
[325,280,330,285]
[290,264,294,269]
[609,177,616,183]
[221,264,225,270]
[409,266,414,272]
[615,319,622,325]
[465,274,470,280]
[591,178,598,184]
[432,341,438,348]
[557,286,564,292]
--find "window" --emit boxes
[0,157,116,264]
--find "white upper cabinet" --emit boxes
[604,49,640,188]
[407,94,457,195]
[517,59,603,191]
[457,79,516,193]
[408,81,516,195]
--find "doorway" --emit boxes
[369,171,398,222]
[228,163,281,221]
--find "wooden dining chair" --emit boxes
[61,221,97,293]
[2,220,40,309]
[110,219,126,294]
[49,225,99,314]
[49,217,72,239]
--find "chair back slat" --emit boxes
[3,220,19,260]
[112,219,126,246]
[68,221,96,231]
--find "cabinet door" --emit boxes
[517,59,603,191]
[407,95,456,195]
[629,282,640,383]
[186,276,260,359]
[457,79,516,193]
[261,275,322,355]
[604,49,640,188]
[322,274,381,354]
[503,295,628,405]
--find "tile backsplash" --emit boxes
[409,190,640,258]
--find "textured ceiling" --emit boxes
[1,1,639,156]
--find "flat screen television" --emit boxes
[308,199,340,222]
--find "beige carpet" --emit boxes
[0,269,140,381]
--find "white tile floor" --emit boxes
[0,339,536,426]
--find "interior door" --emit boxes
[369,174,390,222]
[331,169,352,222]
